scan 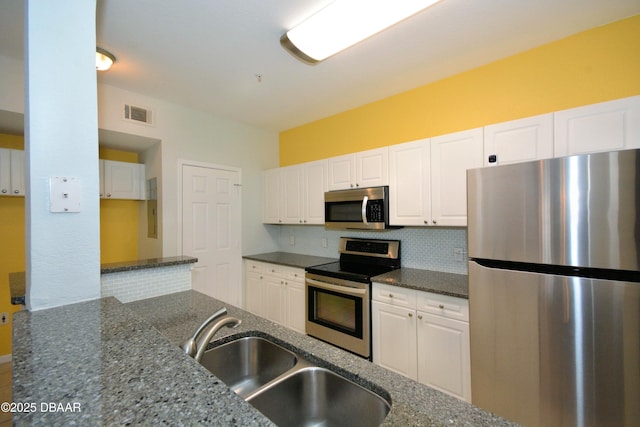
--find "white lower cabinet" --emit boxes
[244,260,306,333]
[372,282,471,402]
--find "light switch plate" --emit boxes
[50,176,81,213]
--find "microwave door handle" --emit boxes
[361,196,369,225]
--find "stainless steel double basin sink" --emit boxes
[198,335,391,426]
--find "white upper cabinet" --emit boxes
[389,139,431,226]
[263,168,282,224]
[328,147,388,190]
[389,129,483,227]
[281,164,304,224]
[483,114,554,166]
[101,159,146,200]
[263,160,327,225]
[430,128,484,226]
[303,159,328,224]
[0,148,25,196]
[554,95,640,157]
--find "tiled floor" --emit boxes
[0,362,11,426]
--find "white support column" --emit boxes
[24,0,101,310]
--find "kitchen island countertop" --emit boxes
[13,290,515,426]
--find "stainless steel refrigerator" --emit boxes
[467,149,640,427]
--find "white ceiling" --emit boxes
[0,0,639,133]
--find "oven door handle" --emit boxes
[361,196,369,225]
[306,278,367,296]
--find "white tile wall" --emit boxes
[271,225,468,274]
[101,264,192,303]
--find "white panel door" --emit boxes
[327,153,356,190]
[417,312,471,402]
[483,114,554,166]
[303,159,327,224]
[280,164,303,224]
[430,128,483,226]
[554,96,640,157]
[182,164,241,306]
[371,300,417,379]
[389,139,431,226]
[0,148,11,196]
[356,147,388,188]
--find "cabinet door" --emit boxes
[431,128,483,226]
[263,276,285,325]
[327,153,355,190]
[371,300,417,379]
[262,168,281,223]
[284,279,306,334]
[103,160,143,199]
[417,312,471,402]
[483,114,554,166]
[389,139,431,226]
[356,147,388,188]
[9,149,25,196]
[0,148,11,196]
[245,271,264,316]
[554,96,640,157]
[303,159,327,224]
[281,165,303,224]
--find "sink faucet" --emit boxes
[193,316,241,362]
[180,307,242,362]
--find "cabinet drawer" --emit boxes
[283,267,305,283]
[417,292,469,322]
[245,260,271,275]
[372,282,416,309]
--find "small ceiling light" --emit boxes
[281,0,442,64]
[96,47,116,71]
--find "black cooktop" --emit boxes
[306,261,397,283]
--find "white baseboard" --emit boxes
[0,354,12,364]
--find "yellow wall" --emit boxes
[0,138,140,355]
[98,147,140,264]
[280,15,640,165]
[0,134,26,357]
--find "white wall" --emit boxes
[96,84,279,257]
[24,0,101,310]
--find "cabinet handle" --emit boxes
[433,220,437,225]
[1,189,7,193]
[14,189,19,194]
[408,313,413,317]
[107,193,112,197]
[423,220,428,224]
[418,315,423,320]
[438,304,445,309]
[388,293,393,298]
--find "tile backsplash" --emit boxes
[271,225,468,275]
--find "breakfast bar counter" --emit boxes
[13,290,516,426]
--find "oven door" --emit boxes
[305,273,370,358]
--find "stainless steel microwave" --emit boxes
[324,186,391,230]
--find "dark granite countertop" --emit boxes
[243,252,337,269]
[13,291,516,426]
[100,255,197,274]
[373,268,469,299]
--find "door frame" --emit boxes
[176,158,242,256]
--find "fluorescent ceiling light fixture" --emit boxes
[281,0,442,64]
[96,47,116,71]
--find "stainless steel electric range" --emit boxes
[305,237,401,358]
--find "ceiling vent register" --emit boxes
[123,104,154,126]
